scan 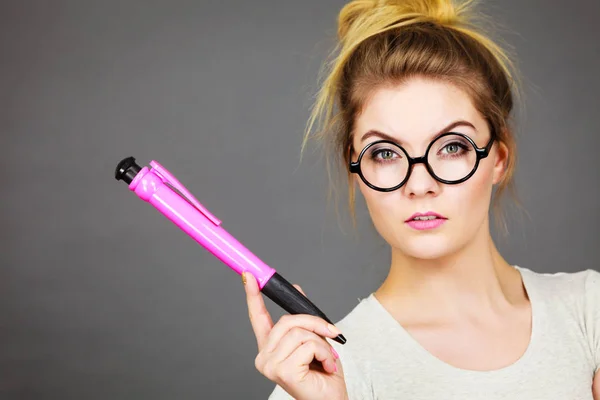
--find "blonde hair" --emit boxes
[301,0,523,233]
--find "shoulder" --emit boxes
[583,268,600,292]
[333,294,377,335]
[329,293,389,357]
[517,265,599,304]
[518,266,599,362]
[326,294,384,397]
[328,294,378,357]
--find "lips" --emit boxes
[405,211,447,222]
[405,211,447,231]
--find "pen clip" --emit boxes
[149,160,222,226]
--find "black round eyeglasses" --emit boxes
[349,132,495,192]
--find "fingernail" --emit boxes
[331,347,339,359]
[242,272,247,285]
[327,324,342,335]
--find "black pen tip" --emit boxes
[333,334,347,345]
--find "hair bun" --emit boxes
[337,1,376,42]
[338,0,472,43]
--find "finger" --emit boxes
[292,284,306,297]
[243,271,273,351]
[263,314,343,354]
[269,326,336,368]
[283,338,338,375]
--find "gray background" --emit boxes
[1,0,598,399]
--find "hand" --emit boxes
[243,272,349,400]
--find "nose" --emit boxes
[403,162,440,198]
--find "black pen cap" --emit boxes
[115,156,142,184]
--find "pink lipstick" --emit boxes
[405,211,447,231]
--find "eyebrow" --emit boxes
[359,120,477,144]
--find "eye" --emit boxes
[370,148,401,163]
[376,149,396,160]
[443,143,461,154]
[440,141,470,156]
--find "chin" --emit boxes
[394,234,459,260]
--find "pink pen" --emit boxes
[115,157,346,345]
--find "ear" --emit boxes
[492,140,509,185]
[347,146,359,184]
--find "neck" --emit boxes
[375,220,524,321]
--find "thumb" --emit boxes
[292,283,306,297]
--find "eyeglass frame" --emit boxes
[349,131,496,192]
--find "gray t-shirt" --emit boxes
[268,266,600,399]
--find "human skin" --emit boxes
[351,77,535,372]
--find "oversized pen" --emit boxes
[114,156,346,345]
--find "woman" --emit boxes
[243,1,599,399]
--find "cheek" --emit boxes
[453,162,495,216]
[358,183,411,245]
[356,179,397,222]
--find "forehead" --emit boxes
[354,78,484,145]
